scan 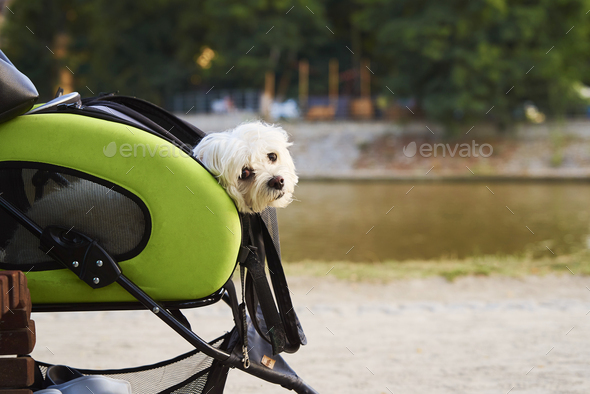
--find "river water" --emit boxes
[277,181,590,262]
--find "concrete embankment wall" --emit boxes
[180,113,590,180]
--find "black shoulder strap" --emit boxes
[240,213,306,356]
[260,219,307,352]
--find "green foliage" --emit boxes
[1,0,590,128]
[0,0,328,103]
[195,0,329,93]
[0,1,73,97]
[354,0,590,131]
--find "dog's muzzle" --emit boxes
[267,176,284,191]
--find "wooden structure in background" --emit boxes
[298,60,309,114]
[55,33,74,94]
[350,58,374,120]
[0,271,36,394]
[260,71,275,120]
[306,105,336,121]
[298,57,377,120]
[264,71,275,99]
[360,59,371,98]
[329,58,339,106]
[305,58,338,121]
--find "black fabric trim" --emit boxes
[30,106,160,138]
[0,161,152,270]
[158,367,213,394]
[86,95,206,147]
[83,101,193,154]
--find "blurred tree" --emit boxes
[355,0,590,131]
[0,0,328,104]
[0,0,75,99]
[1,0,210,103]
[188,0,329,98]
[1,0,589,130]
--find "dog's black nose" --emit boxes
[268,176,284,190]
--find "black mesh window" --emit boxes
[0,165,150,267]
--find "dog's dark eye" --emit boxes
[268,153,277,162]
[240,168,253,180]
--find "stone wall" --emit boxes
[180,113,590,179]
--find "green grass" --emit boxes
[282,250,590,282]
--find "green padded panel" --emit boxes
[0,113,241,304]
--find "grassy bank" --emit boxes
[283,250,590,282]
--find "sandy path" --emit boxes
[30,275,590,393]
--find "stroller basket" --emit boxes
[38,337,227,394]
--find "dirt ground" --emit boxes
[30,274,590,393]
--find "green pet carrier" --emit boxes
[0,50,316,393]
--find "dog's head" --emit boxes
[193,122,298,214]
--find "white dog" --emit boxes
[193,122,298,214]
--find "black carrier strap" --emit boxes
[239,213,306,356]
[260,217,307,351]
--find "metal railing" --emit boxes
[168,89,261,114]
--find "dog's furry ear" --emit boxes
[193,133,232,179]
[193,133,250,212]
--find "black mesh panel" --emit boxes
[37,338,225,394]
[0,166,149,266]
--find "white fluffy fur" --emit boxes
[193,122,298,214]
